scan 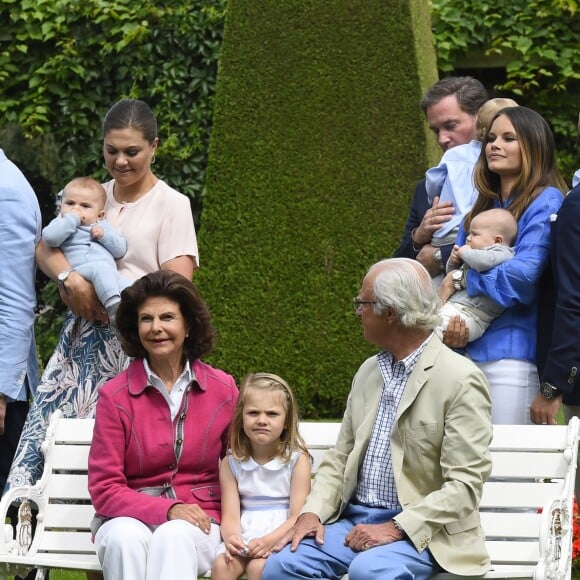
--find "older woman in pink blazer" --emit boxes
[88,271,238,579]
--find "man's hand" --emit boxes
[272,512,324,553]
[442,315,469,348]
[530,393,561,425]
[412,196,455,247]
[416,244,444,277]
[59,271,107,323]
[0,394,7,436]
[344,520,404,552]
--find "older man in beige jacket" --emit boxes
[263,258,492,579]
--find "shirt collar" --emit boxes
[378,332,433,374]
[143,358,194,389]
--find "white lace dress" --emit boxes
[216,451,299,556]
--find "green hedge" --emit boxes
[197,0,437,417]
[431,0,579,182]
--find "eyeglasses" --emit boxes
[352,297,377,312]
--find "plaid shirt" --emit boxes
[354,336,431,508]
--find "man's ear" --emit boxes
[383,306,396,320]
[494,235,504,244]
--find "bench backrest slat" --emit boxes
[486,541,539,564]
[489,451,568,478]
[479,512,540,539]
[490,424,570,450]
[36,531,95,554]
[43,504,95,529]
[480,481,563,508]
[46,474,92,500]
[51,445,91,471]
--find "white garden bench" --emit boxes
[0,411,577,580]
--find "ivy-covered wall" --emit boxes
[0,0,226,226]
[197,0,438,417]
[0,0,226,362]
[431,0,579,181]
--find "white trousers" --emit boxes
[476,358,538,425]
[94,516,221,580]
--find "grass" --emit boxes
[3,572,85,580]
[52,572,85,580]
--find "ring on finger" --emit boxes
[362,542,369,551]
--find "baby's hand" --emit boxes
[91,225,104,240]
[449,244,462,266]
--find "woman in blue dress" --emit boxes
[6,99,198,490]
[439,106,568,424]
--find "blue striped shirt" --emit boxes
[354,337,430,507]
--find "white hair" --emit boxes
[370,258,440,330]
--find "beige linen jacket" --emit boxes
[303,335,492,576]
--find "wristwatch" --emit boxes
[452,269,465,291]
[433,248,445,272]
[57,269,74,286]
[540,382,561,400]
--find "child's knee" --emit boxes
[211,554,228,576]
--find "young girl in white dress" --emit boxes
[212,373,312,580]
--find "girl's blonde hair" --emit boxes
[230,373,309,462]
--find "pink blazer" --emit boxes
[88,358,238,525]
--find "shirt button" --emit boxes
[168,464,175,470]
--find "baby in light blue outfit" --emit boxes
[426,97,519,248]
[43,176,131,325]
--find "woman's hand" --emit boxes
[167,503,212,534]
[442,315,469,348]
[60,272,107,323]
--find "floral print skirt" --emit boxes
[5,312,129,491]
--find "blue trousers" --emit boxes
[263,504,440,579]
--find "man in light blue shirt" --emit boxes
[0,149,41,495]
